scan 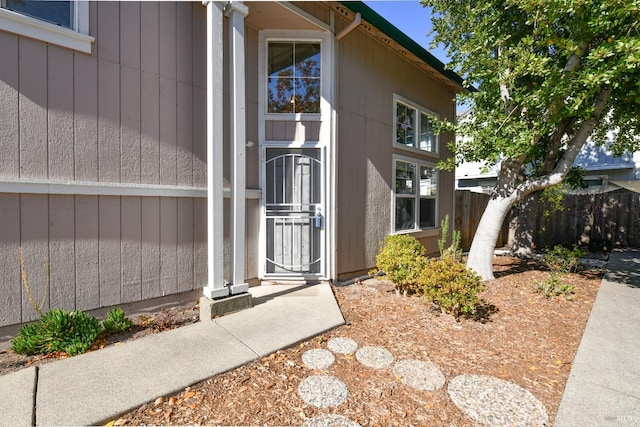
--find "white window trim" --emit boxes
[0,1,93,54]
[392,154,439,234]
[259,30,332,122]
[393,93,439,157]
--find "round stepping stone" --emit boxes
[303,414,362,427]
[355,346,394,369]
[448,374,549,427]
[327,337,358,355]
[302,348,335,369]
[298,375,348,408]
[393,359,445,391]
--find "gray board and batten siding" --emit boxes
[0,0,461,326]
[0,2,209,327]
[329,3,457,278]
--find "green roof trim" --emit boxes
[339,1,466,90]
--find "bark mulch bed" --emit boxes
[0,255,604,426]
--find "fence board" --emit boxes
[456,190,640,251]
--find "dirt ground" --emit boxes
[0,255,604,426]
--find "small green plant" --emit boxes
[374,234,427,294]
[419,257,485,317]
[11,309,102,356]
[438,214,462,261]
[102,307,133,333]
[542,244,586,274]
[535,273,575,300]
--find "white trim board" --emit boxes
[0,5,93,54]
[0,178,262,199]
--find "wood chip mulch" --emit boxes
[113,255,603,426]
[0,255,604,426]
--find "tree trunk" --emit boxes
[510,193,537,257]
[466,195,515,280]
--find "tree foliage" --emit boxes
[421,0,640,278]
[426,0,639,175]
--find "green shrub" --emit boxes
[535,273,575,300]
[12,309,102,356]
[374,234,427,294]
[542,244,586,274]
[102,307,133,333]
[419,257,485,317]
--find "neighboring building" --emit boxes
[0,1,463,327]
[456,138,640,194]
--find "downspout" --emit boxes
[335,12,361,41]
[331,11,360,281]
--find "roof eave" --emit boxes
[338,1,469,92]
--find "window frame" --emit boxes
[266,40,322,116]
[260,30,332,122]
[393,94,439,156]
[0,0,93,54]
[392,155,439,234]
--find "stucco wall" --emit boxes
[0,2,208,326]
[334,14,457,277]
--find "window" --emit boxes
[395,96,438,154]
[4,0,73,29]
[0,0,92,53]
[267,41,321,114]
[394,159,437,232]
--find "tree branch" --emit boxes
[564,40,590,73]
[540,117,574,174]
[512,84,613,201]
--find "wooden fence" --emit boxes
[455,189,640,251]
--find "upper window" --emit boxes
[4,0,73,29]
[0,0,93,53]
[395,96,438,154]
[267,41,321,114]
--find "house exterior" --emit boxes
[0,1,463,327]
[456,139,640,194]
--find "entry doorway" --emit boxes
[263,147,324,277]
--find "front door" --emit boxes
[264,148,323,277]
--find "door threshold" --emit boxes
[260,279,326,286]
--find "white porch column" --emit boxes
[202,0,228,299]
[225,1,249,295]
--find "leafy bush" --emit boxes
[12,309,102,356]
[542,244,586,274]
[102,307,133,333]
[535,273,575,300]
[374,234,427,294]
[419,257,485,317]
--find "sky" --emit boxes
[363,1,449,64]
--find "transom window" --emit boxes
[395,96,438,154]
[394,159,438,232]
[267,41,321,114]
[3,0,73,29]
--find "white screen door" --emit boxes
[264,148,323,276]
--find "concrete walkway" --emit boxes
[0,283,344,426]
[555,249,640,426]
